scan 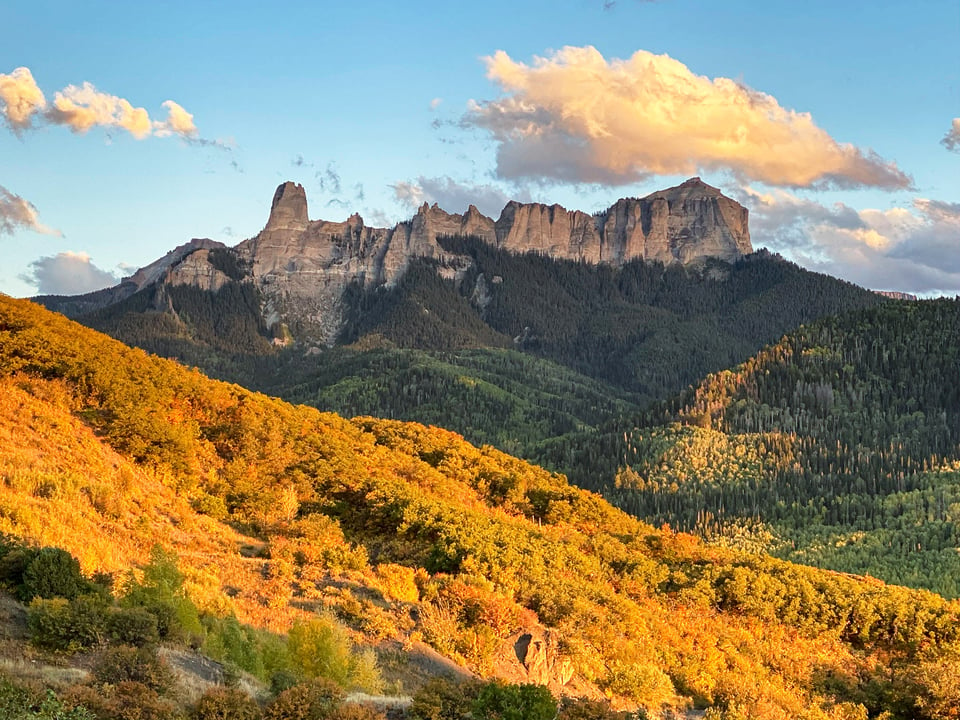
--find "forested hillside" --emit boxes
[546,300,960,597]
[3,295,960,718]
[346,242,883,400]
[44,247,884,464]
[252,346,642,457]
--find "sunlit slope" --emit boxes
[2,295,960,718]
[0,373,294,627]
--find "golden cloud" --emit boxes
[154,100,198,138]
[464,46,911,190]
[0,67,46,133]
[47,81,153,138]
[0,66,205,142]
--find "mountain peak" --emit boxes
[266,181,308,232]
[644,176,724,201]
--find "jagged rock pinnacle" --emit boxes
[266,181,309,232]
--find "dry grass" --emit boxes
[0,657,90,689]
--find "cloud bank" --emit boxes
[742,187,960,294]
[0,66,206,141]
[0,185,61,237]
[463,46,911,190]
[21,251,118,295]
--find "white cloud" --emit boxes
[463,46,911,190]
[0,185,61,237]
[943,118,960,152]
[21,251,118,295]
[0,67,46,134]
[153,100,198,139]
[1,66,222,145]
[429,97,443,110]
[741,187,960,294]
[392,180,425,208]
[364,208,394,228]
[46,81,153,138]
[392,175,529,217]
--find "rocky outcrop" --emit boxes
[633,177,752,263]
[489,627,602,702]
[56,177,751,344]
[166,248,232,292]
[33,237,226,319]
[491,177,750,265]
[227,176,751,342]
[495,203,602,262]
[128,238,227,290]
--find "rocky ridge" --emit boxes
[41,178,751,344]
[228,177,750,342]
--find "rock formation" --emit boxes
[48,177,751,344]
[227,176,751,342]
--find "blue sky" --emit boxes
[1,0,958,296]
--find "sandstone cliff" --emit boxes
[226,177,751,341]
[54,178,751,343]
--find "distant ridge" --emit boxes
[40,177,751,344]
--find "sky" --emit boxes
[1,0,958,297]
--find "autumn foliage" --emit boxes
[2,295,960,718]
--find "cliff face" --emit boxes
[493,177,750,265]
[232,177,750,341]
[65,178,751,344]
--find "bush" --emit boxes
[123,545,202,642]
[28,595,107,652]
[375,564,419,603]
[0,679,96,720]
[408,676,483,720]
[107,606,160,646]
[286,614,382,693]
[558,697,627,720]
[191,687,261,720]
[473,681,557,720]
[417,600,461,656]
[64,681,175,720]
[192,492,229,520]
[270,669,300,696]
[263,678,345,720]
[202,614,291,682]
[21,547,87,601]
[327,705,386,720]
[0,546,38,591]
[33,691,97,719]
[92,645,174,694]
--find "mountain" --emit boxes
[34,180,882,462]
[3,294,960,719]
[543,300,960,597]
[35,245,884,464]
[41,177,750,345]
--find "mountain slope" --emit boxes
[3,295,960,718]
[549,299,960,597]
[253,346,642,457]
[42,246,884,455]
[35,179,884,468]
